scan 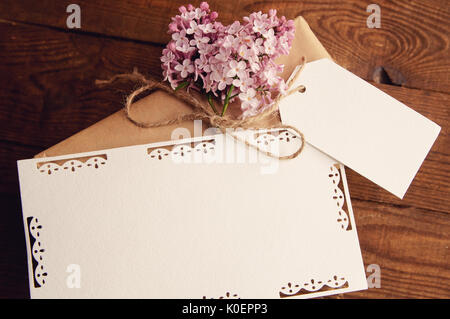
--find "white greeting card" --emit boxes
[279,59,441,199]
[17,129,367,298]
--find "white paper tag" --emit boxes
[279,59,441,199]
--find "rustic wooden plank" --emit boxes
[0,0,448,93]
[0,20,163,148]
[300,0,450,93]
[344,199,450,298]
[0,20,448,212]
[0,192,29,298]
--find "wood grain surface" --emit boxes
[0,0,449,298]
[0,0,448,92]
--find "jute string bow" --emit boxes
[96,57,307,160]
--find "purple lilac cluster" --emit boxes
[161,2,295,117]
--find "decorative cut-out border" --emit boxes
[37,154,107,175]
[251,129,301,154]
[280,275,349,298]
[203,292,240,299]
[26,217,47,287]
[147,129,302,162]
[253,129,299,144]
[147,139,216,161]
[329,164,352,231]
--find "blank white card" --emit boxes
[280,59,441,199]
[17,130,367,298]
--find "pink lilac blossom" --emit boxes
[161,2,295,118]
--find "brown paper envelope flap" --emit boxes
[277,16,332,80]
[35,16,331,158]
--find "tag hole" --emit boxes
[298,86,306,93]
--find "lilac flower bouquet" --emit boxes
[161,2,295,118]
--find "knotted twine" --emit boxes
[96,57,307,160]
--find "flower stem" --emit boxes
[175,81,189,91]
[207,93,218,115]
[221,84,234,117]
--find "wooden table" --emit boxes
[0,0,448,298]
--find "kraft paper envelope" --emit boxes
[18,129,368,298]
[279,59,441,199]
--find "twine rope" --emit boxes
[96,57,307,160]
